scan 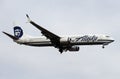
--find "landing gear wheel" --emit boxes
[102,45,105,49]
[59,49,63,54]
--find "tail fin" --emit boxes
[14,26,23,38]
[3,26,23,40]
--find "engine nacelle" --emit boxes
[68,46,80,51]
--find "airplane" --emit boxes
[3,14,114,53]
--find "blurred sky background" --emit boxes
[0,0,120,79]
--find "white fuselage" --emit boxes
[3,14,115,53]
[15,35,114,47]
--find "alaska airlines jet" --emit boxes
[3,14,114,53]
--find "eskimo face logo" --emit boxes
[15,29,21,37]
[14,26,23,38]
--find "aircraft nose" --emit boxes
[110,38,115,42]
[111,39,114,42]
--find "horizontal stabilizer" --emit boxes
[2,31,18,40]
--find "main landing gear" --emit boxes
[59,49,63,54]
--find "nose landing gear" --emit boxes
[102,43,109,49]
[102,45,105,49]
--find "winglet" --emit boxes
[26,14,31,22]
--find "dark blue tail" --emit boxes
[14,26,23,38]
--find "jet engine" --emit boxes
[68,46,79,51]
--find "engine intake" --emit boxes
[68,46,79,51]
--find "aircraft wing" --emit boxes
[26,14,61,47]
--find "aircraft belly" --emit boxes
[70,41,106,45]
[23,41,53,47]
